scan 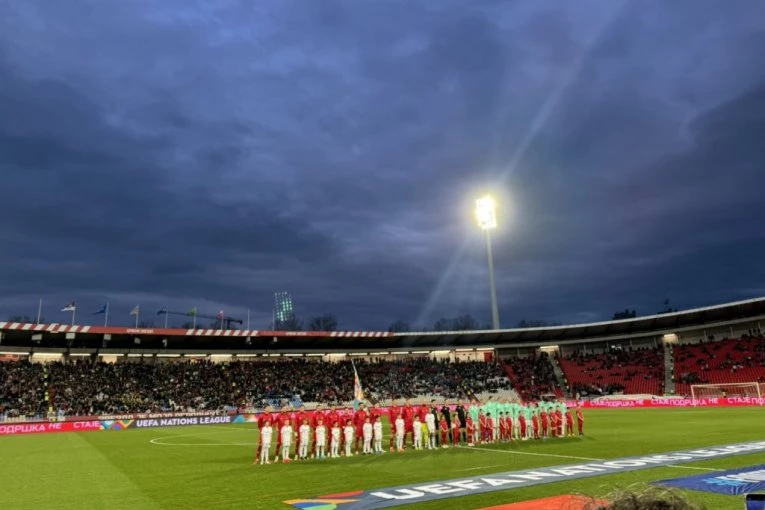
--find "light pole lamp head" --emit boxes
[475,195,498,230]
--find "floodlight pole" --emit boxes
[485,228,500,330]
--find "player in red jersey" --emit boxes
[340,406,353,431]
[417,403,429,423]
[309,406,325,457]
[326,406,340,431]
[295,405,308,429]
[353,403,369,453]
[556,409,563,437]
[565,409,574,437]
[540,409,549,438]
[478,410,488,444]
[369,403,383,425]
[532,411,540,440]
[269,407,280,426]
[519,412,527,440]
[439,415,449,447]
[553,410,559,438]
[274,408,290,460]
[466,416,475,446]
[402,400,416,448]
[498,412,508,442]
[388,401,401,451]
[576,407,584,436]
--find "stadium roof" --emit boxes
[1,297,764,353]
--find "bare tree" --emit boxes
[308,313,338,332]
[388,320,410,333]
[8,315,43,323]
[277,316,304,331]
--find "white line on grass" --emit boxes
[150,440,258,446]
[149,427,256,446]
[458,465,507,472]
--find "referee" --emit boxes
[455,401,467,444]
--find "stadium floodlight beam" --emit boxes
[475,195,501,330]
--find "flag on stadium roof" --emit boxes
[216,310,224,318]
[352,360,364,410]
[187,307,197,316]
[129,305,139,316]
[156,307,167,316]
[92,303,108,315]
[60,302,76,312]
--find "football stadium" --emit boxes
[2,298,765,509]
[3,1,765,510]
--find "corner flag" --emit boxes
[352,360,364,410]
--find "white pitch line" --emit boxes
[458,465,506,472]
[151,441,258,446]
[148,426,256,446]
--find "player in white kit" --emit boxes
[280,419,294,464]
[373,418,383,453]
[258,421,273,465]
[343,420,355,457]
[425,411,436,449]
[298,419,311,460]
[330,423,341,458]
[395,415,405,452]
[362,417,373,454]
[314,419,327,459]
[412,416,423,450]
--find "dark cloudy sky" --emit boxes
[1,1,764,331]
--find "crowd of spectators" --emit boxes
[501,353,560,400]
[0,357,512,419]
[0,360,46,418]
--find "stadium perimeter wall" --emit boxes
[2,397,763,436]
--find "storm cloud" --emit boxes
[1,0,764,330]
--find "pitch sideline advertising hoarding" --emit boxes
[575,397,765,408]
[0,414,233,436]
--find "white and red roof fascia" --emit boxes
[0,322,393,338]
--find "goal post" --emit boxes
[690,382,762,403]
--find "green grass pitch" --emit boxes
[2,408,764,509]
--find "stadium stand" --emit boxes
[500,353,563,400]
[673,334,765,395]
[0,358,513,419]
[0,360,45,418]
[559,347,665,396]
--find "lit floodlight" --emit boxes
[474,194,500,329]
[475,195,497,230]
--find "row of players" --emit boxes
[254,399,585,464]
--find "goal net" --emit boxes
[690,382,763,402]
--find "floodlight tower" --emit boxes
[475,195,501,330]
